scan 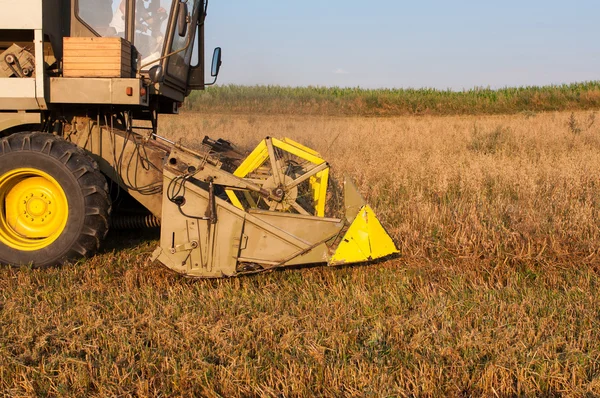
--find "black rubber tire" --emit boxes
[0,132,111,267]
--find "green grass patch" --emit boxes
[185,82,600,116]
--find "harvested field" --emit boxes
[2,110,600,396]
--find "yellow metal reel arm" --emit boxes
[225,137,330,217]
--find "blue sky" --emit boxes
[204,0,599,90]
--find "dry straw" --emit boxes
[2,110,600,396]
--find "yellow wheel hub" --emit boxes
[0,169,68,251]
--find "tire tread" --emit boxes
[0,132,111,266]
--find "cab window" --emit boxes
[135,0,173,68]
[77,0,126,38]
[166,0,199,81]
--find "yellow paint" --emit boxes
[282,137,321,157]
[225,140,269,208]
[330,205,399,265]
[0,168,68,251]
[226,138,330,217]
[312,168,329,217]
[233,140,269,178]
[272,138,325,165]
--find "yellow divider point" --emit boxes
[330,205,399,265]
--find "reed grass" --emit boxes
[185,82,600,116]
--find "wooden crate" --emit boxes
[63,37,132,78]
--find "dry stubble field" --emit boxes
[2,111,600,396]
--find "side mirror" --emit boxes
[211,47,222,77]
[148,65,164,83]
[178,1,189,37]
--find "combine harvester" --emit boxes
[0,0,398,277]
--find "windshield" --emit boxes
[166,0,200,81]
[135,0,174,68]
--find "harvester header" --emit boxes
[0,0,398,277]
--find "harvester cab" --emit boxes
[0,0,398,277]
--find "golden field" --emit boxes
[164,110,600,267]
[2,110,600,396]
